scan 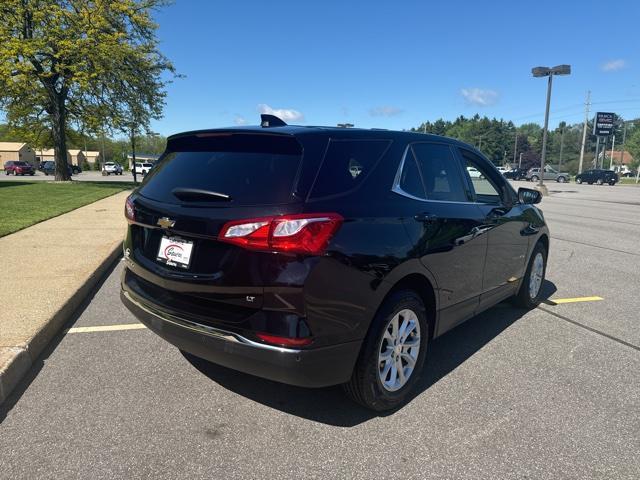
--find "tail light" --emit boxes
[256,333,313,347]
[219,213,343,255]
[124,196,135,223]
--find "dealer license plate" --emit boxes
[156,236,193,269]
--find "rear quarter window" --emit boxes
[309,139,391,199]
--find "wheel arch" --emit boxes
[372,271,438,341]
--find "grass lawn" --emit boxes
[619,177,639,185]
[0,181,133,237]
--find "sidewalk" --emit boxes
[0,190,130,404]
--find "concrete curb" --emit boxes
[0,245,122,406]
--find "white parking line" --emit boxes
[64,323,147,334]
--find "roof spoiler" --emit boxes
[260,114,287,128]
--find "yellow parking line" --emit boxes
[545,296,603,305]
[65,323,147,334]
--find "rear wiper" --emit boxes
[171,188,232,201]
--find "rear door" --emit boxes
[396,142,488,334]
[128,132,309,310]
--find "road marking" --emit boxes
[545,296,604,305]
[65,323,147,334]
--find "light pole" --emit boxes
[532,64,571,193]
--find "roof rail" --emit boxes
[260,114,287,127]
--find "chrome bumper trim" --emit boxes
[122,290,301,354]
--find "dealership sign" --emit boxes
[593,112,614,136]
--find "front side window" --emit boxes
[460,149,503,204]
[411,143,468,202]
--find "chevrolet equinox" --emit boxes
[121,114,549,411]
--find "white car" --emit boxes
[496,166,509,175]
[102,162,123,175]
[134,162,154,176]
[467,166,482,178]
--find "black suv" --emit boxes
[575,169,618,185]
[120,115,549,411]
[504,167,528,180]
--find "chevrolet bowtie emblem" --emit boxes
[157,217,176,229]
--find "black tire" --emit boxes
[531,175,539,182]
[609,181,615,186]
[588,182,593,185]
[30,172,34,176]
[576,178,582,184]
[343,290,429,411]
[557,176,566,183]
[513,242,547,309]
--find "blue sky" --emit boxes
[149,0,639,135]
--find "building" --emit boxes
[83,151,101,166]
[0,142,37,167]
[127,153,159,169]
[609,150,634,166]
[36,149,72,165]
[68,149,87,167]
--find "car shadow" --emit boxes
[183,280,557,427]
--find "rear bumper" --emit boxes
[120,287,361,388]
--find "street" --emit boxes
[1,182,639,479]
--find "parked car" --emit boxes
[71,164,82,174]
[42,160,73,176]
[496,166,509,175]
[504,167,528,180]
[133,162,154,176]
[120,115,549,411]
[102,162,124,175]
[4,161,35,175]
[466,166,482,178]
[526,165,569,183]
[575,169,619,185]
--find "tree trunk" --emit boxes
[50,88,71,181]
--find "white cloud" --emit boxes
[460,88,499,106]
[601,59,626,72]
[234,115,248,125]
[257,104,304,122]
[368,105,403,117]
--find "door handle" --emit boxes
[414,213,438,224]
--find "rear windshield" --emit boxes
[138,133,303,205]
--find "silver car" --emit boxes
[526,166,569,183]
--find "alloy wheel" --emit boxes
[378,309,421,392]
[529,253,544,299]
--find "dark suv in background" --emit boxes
[575,169,618,185]
[120,115,549,411]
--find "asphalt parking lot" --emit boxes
[1,181,639,479]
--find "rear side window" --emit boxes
[411,143,467,202]
[309,139,390,199]
[139,134,303,205]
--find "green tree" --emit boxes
[0,0,175,180]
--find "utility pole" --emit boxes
[519,152,523,168]
[578,90,591,174]
[594,136,600,168]
[620,122,628,174]
[559,126,565,170]
[609,135,615,170]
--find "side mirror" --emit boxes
[518,187,542,204]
